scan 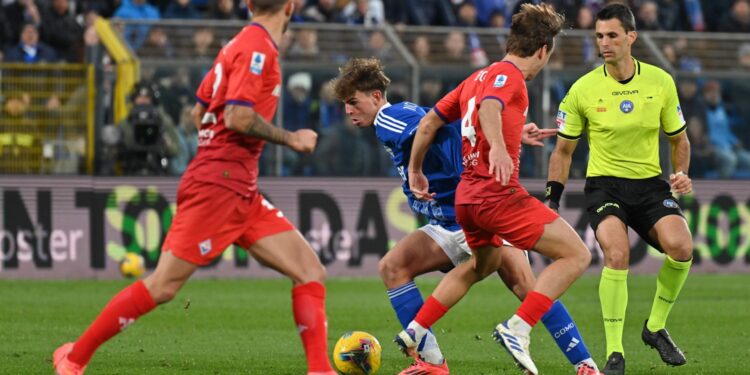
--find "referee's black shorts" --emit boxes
[584,176,684,252]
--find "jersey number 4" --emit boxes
[461,96,477,147]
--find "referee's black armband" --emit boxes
[545,181,565,209]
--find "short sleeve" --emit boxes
[434,83,463,123]
[395,107,427,147]
[557,86,585,140]
[661,75,687,137]
[225,49,267,107]
[480,72,519,108]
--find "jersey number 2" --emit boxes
[201,63,223,125]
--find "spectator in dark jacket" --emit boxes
[718,0,750,32]
[0,6,12,52]
[636,1,664,30]
[3,0,43,49]
[113,0,161,50]
[40,0,84,62]
[208,0,240,19]
[405,0,456,26]
[164,0,201,19]
[5,23,58,63]
[303,0,340,22]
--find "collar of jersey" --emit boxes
[249,22,278,51]
[377,102,392,117]
[602,57,641,84]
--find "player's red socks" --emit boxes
[414,296,449,329]
[67,280,156,366]
[516,291,553,326]
[292,281,334,373]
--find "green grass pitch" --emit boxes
[1,274,747,374]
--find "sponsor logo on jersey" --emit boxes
[597,107,607,112]
[612,90,639,96]
[198,128,215,146]
[663,199,679,209]
[556,110,567,130]
[493,74,507,88]
[677,105,685,123]
[620,100,634,113]
[462,151,480,167]
[272,84,281,97]
[199,239,212,256]
[250,52,266,75]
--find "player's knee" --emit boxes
[578,246,592,267]
[378,254,411,287]
[663,237,693,261]
[303,263,327,284]
[603,247,629,268]
[561,243,591,274]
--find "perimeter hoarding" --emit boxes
[0,177,747,278]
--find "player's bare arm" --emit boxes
[224,104,317,153]
[522,123,557,146]
[547,138,578,185]
[478,99,512,185]
[668,131,692,194]
[190,103,206,130]
[408,109,445,201]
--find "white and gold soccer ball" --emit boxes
[119,253,146,278]
[333,331,382,375]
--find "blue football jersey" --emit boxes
[373,102,463,230]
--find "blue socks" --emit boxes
[541,300,592,366]
[387,281,444,364]
[387,281,424,329]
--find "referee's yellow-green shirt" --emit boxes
[556,59,686,179]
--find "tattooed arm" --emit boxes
[224,104,316,153]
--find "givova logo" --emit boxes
[596,202,620,213]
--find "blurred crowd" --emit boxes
[1,0,749,178]
[3,0,749,61]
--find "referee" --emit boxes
[545,4,693,375]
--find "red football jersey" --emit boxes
[434,61,529,204]
[186,23,281,196]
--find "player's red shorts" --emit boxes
[162,178,295,265]
[456,192,559,250]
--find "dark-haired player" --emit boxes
[53,1,335,374]
[547,4,692,374]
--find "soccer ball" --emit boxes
[333,331,381,375]
[119,253,146,278]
